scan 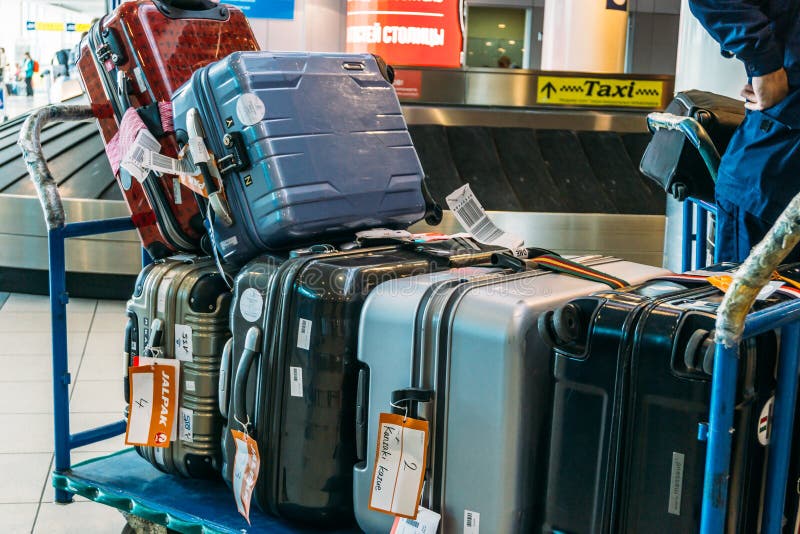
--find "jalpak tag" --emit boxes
[391,506,441,533]
[132,357,180,440]
[369,413,429,519]
[125,364,178,447]
[445,185,524,251]
[231,429,260,525]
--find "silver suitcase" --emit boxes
[125,257,232,477]
[353,256,671,533]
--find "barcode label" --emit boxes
[668,452,685,515]
[391,506,440,533]
[464,509,480,533]
[297,318,312,350]
[458,197,484,227]
[173,177,182,205]
[290,366,303,398]
[445,185,524,251]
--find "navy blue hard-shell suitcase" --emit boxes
[171,51,440,265]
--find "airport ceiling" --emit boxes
[46,0,107,17]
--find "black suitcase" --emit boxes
[218,238,499,526]
[540,265,800,533]
[640,90,744,203]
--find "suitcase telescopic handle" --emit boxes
[233,327,261,432]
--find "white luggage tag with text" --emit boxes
[391,506,441,533]
[121,128,201,183]
[231,428,260,525]
[133,356,180,441]
[445,185,525,252]
[369,412,429,519]
[125,362,179,447]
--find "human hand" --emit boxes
[741,67,789,111]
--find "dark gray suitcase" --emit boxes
[171,51,440,266]
[125,256,232,477]
[219,239,499,526]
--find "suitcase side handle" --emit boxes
[233,326,261,432]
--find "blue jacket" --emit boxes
[689,0,800,221]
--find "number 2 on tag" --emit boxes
[369,413,429,519]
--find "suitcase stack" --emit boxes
[63,1,800,532]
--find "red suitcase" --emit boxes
[77,0,259,258]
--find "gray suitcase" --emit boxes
[171,51,439,266]
[124,256,232,478]
[353,256,671,533]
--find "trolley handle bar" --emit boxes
[716,192,800,347]
[647,112,721,183]
[17,104,95,231]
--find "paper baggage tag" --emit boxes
[464,510,480,534]
[391,506,441,533]
[132,357,180,441]
[707,275,785,300]
[125,364,178,447]
[369,413,429,519]
[231,429,261,525]
[445,185,524,251]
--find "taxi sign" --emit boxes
[537,74,666,109]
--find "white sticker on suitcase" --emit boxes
[185,380,196,393]
[297,318,312,350]
[391,506,441,533]
[236,93,266,127]
[290,366,303,398]
[464,510,480,533]
[180,407,193,443]
[668,452,685,515]
[174,324,193,362]
[239,288,264,323]
[157,276,174,314]
[446,185,524,252]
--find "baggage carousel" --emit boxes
[0,86,666,298]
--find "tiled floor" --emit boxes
[0,292,129,533]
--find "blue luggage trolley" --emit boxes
[20,105,358,533]
[21,102,800,534]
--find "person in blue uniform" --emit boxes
[689,1,800,263]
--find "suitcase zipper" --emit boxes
[192,66,263,250]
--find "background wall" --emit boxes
[248,0,347,52]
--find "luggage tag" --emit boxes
[125,363,178,447]
[391,506,441,533]
[121,128,187,182]
[445,185,525,253]
[369,394,430,519]
[707,274,786,300]
[231,425,261,525]
[131,356,180,441]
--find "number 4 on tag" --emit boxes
[369,413,429,519]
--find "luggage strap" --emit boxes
[530,254,630,289]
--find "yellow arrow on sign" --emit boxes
[537,75,665,108]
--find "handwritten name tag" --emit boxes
[369,413,429,519]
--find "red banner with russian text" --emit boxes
[346,0,463,68]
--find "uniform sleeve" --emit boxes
[688,0,784,77]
